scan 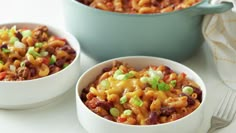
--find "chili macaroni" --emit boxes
[0,25,76,81]
[77,0,201,14]
[81,61,202,125]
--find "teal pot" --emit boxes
[63,0,232,61]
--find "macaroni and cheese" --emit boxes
[78,0,201,14]
[0,25,76,81]
[81,61,202,125]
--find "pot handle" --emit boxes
[192,1,233,15]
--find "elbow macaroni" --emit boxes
[81,61,202,125]
[78,0,201,14]
[0,25,76,81]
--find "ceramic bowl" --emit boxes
[76,56,206,133]
[0,22,81,109]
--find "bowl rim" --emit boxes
[68,0,204,17]
[0,22,81,84]
[76,55,206,128]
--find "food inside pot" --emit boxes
[0,25,76,81]
[77,0,201,14]
[81,61,202,125]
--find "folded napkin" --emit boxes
[202,0,236,89]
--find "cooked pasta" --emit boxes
[77,0,201,14]
[81,61,202,125]
[0,25,76,81]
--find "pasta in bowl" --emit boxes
[0,25,76,81]
[76,56,206,133]
[0,22,80,109]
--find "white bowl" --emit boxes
[76,56,206,133]
[0,22,81,109]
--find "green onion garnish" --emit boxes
[39,51,48,57]
[126,72,135,78]
[123,109,132,116]
[49,55,57,65]
[21,30,32,37]
[120,95,127,104]
[148,68,163,79]
[170,80,177,87]
[115,74,126,80]
[140,76,149,83]
[2,48,11,53]
[113,69,123,79]
[20,61,26,67]
[9,36,19,44]
[148,68,157,77]
[27,47,41,57]
[110,107,120,117]
[0,60,4,64]
[114,70,135,80]
[149,76,160,89]
[100,79,110,89]
[182,86,193,95]
[35,42,43,48]
[158,82,170,91]
[130,95,143,107]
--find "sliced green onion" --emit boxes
[120,95,127,104]
[130,96,143,107]
[148,68,163,79]
[170,80,177,87]
[123,109,132,116]
[113,69,135,80]
[148,68,158,77]
[100,79,110,89]
[115,74,126,80]
[115,71,135,80]
[129,70,136,75]
[35,42,43,48]
[158,82,170,91]
[149,76,159,89]
[126,72,135,78]
[21,30,32,37]
[27,47,41,57]
[148,68,157,77]
[182,86,193,95]
[40,51,48,57]
[113,69,123,79]
[156,70,164,79]
[140,76,149,83]
[9,36,19,44]
[49,55,57,65]
[14,41,26,48]
[2,48,11,53]
[110,107,120,117]
[20,61,26,67]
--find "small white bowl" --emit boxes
[0,22,81,109]
[76,56,206,133]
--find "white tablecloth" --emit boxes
[0,0,235,133]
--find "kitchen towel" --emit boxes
[202,0,236,89]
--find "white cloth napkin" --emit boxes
[202,0,236,89]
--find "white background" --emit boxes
[0,0,235,133]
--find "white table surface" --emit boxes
[0,0,235,133]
